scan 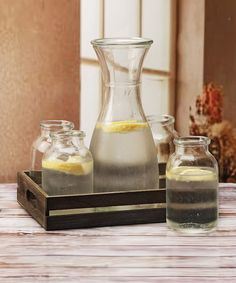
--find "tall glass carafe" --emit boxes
[90,38,159,193]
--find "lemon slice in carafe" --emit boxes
[97,120,148,133]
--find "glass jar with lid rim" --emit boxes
[42,130,93,196]
[30,120,74,178]
[147,114,178,188]
[166,136,219,234]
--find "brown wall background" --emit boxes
[0,0,80,182]
[176,0,236,134]
[175,0,205,134]
[204,0,236,126]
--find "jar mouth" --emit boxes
[91,37,153,47]
[174,136,210,146]
[40,120,74,130]
[52,130,86,139]
[146,114,175,126]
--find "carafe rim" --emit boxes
[91,37,153,47]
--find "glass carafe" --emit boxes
[90,38,159,193]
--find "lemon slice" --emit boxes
[166,166,217,182]
[42,157,92,175]
[97,120,148,133]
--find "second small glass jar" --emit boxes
[147,114,178,188]
[30,120,74,176]
[42,130,93,196]
[166,136,219,233]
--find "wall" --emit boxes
[0,0,80,182]
[175,0,205,134]
[176,0,236,134]
[204,0,236,125]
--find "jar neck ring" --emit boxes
[147,114,175,127]
[40,120,74,135]
[52,130,86,142]
[174,136,210,148]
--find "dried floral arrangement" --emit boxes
[190,82,236,182]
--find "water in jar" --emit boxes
[90,121,158,193]
[32,139,51,172]
[42,157,93,196]
[166,166,218,233]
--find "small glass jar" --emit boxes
[147,114,178,188]
[42,130,93,196]
[166,136,219,233]
[30,120,74,176]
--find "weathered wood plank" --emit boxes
[0,267,236,277]
[1,234,236,247]
[1,244,236,257]
[0,277,233,283]
[0,255,236,268]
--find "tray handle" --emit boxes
[26,189,39,209]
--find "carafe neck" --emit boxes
[98,83,146,122]
[91,38,153,122]
[92,38,152,86]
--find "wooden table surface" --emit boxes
[0,184,236,283]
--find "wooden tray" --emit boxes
[17,171,166,231]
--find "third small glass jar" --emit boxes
[166,136,219,233]
[31,120,74,174]
[147,114,178,188]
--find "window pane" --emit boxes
[80,64,101,146]
[142,0,171,71]
[104,0,140,37]
[81,0,101,59]
[141,74,169,115]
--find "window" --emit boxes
[80,0,176,145]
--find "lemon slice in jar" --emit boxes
[97,120,148,133]
[42,156,92,175]
[166,166,217,182]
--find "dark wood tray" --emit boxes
[17,171,166,231]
